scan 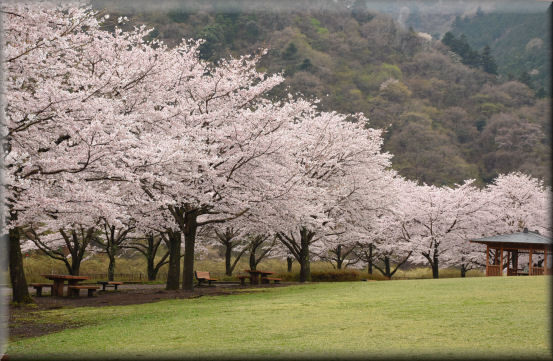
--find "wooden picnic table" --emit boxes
[244,270,274,285]
[41,274,89,297]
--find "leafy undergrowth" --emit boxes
[7,276,550,360]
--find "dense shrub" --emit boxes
[277,269,372,282]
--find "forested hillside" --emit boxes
[448,4,551,95]
[93,0,551,186]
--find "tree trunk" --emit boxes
[287,257,293,272]
[511,250,518,270]
[460,264,466,278]
[336,245,343,270]
[225,246,232,276]
[298,232,311,282]
[70,256,81,276]
[67,229,90,276]
[63,260,74,275]
[147,256,157,281]
[107,254,115,281]
[166,230,181,290]
[299,251,310,282]
[384,256,391,279]
[145,234,165,281]
[368,244,373,274]
[249,251,257,271]
[8,227,34,304]
[146,237,157,281]
[432,253,439,279]
[182,212,198,291]
[276,228,313,282]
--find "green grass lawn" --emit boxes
[8,276,551,360]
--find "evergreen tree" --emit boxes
[518,71,533,88]
[282,42,298,60]
[299,58,313,71]
[441,32,456,48]
[481,45,498,75]
[535,87,547,98]
[442,33,481,68]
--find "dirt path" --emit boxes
[8,282,293,340]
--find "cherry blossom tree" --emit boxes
[116,46,326,290]
[208,226,248,276]
[273,110,392,282]
[400,180,488,278]
[17,179,105,276]
[485,172,551,236]
[448,230,487,277]
[2,2,173,302]
[350,177,416,279]
[321,243,360,270]
[324,168,403,272]
[368,213,414,279]
[246,234,277,271]
[124,233,169,281]
[95,217,136,281]
[131,69,299,291]
[354,242,375,275]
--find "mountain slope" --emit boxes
[448,5,551,94]
[92,0,551,186]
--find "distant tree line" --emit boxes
[441,32,497,75]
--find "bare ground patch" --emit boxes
[8,282,293,340]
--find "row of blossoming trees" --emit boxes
[3,3,551,303]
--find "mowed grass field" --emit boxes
[8,276,551,360]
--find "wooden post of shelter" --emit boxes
[529,247,533,276]
[507,250,511,276]
[499,246,503,276]
[486,245,489,276]
[544,249,548,275]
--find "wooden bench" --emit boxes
[67,285,100,297]
[195,271,218,286]
[261,277,282,284]
[97,281,123,291]
[29,283,53,297]
[237,275,249,286]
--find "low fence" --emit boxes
[529,267,544,276]
[486,265,501,276]
[79,272,168,282]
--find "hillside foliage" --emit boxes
[92,2,550,186]
[448,6,551,95]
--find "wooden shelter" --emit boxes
[470,228,552,276]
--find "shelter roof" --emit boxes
[470,229,551,246]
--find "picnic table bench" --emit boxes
[261,277,282,284]
[29,283,53,297]
[240,270,281,285]
[97,281,123,291]
[195,271,218,286]
[237,275,249,286]
[67,285,100,297]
